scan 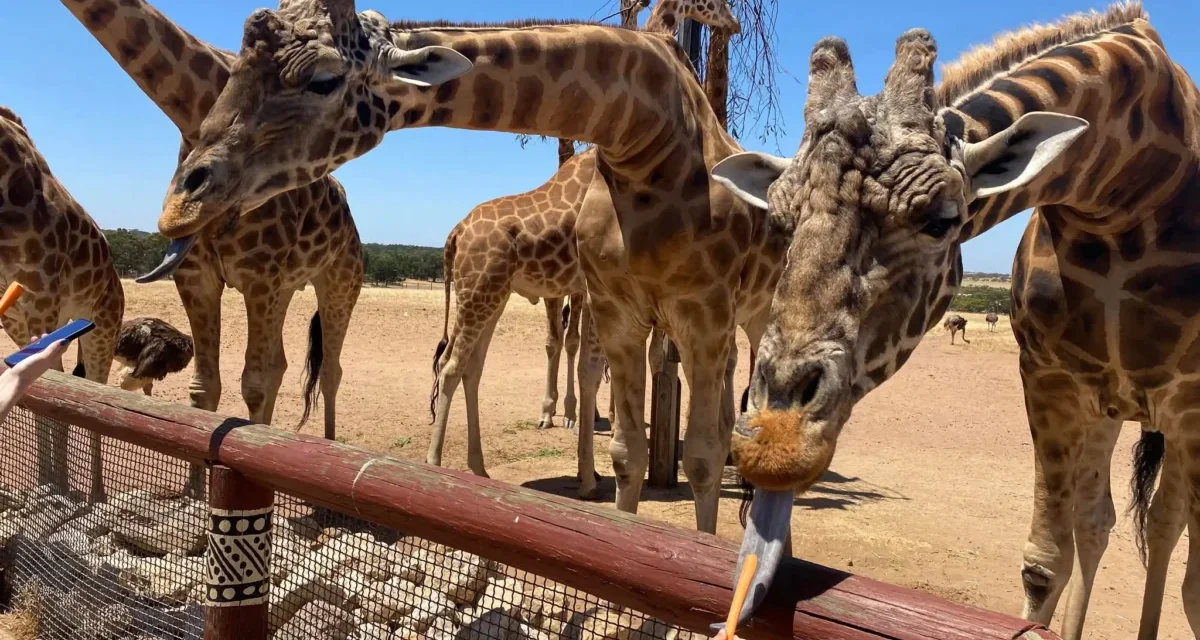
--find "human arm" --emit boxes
[0,336,69,422]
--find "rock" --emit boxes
[64,501,119,537]
[475,577,525,615]
[89,532,117,557]
[0,514,24,545]
[580,605,639,640]
[270,565,349,633]
[391,552,426,586]
[112,499,207,556]
[17,492,85,539]
[354,622,395,639]
[0,485,25,511]
[314,532,401,582]
[424,614,459,640]
[427,549,493,605]
[335,569,373,610]
[458,608,521,640]
[45,527,91,556]
[359,576,420,624]
[280,515,324,545]
[274,600,355,640]
[517,584,570,635]
[140,554,205,601]
[272,529,310,586]
[393,585,453,632]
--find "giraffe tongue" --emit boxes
[136,235,198,284]
[710,488,794,633]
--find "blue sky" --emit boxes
[4,0,1197,273]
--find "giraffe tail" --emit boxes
[298,312,323,429]
[1128,427,1165,568]
[430,230,458,422]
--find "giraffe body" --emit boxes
[426,0,741,497]
[713,3,1200,636]
[0,106,124,501]
[60,0,365,497]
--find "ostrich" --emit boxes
[986,310,1000,332]
[943,314,970,345]
[113,317,194,396]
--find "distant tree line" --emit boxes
[102,229,444,285]
[949,285,1011,314]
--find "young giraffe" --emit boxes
[943,314,969,345]
[147,1,783,532]
[0,106,124,502]
[427,0,741,493]
[60,0,364,495]
[712,4,1200,637]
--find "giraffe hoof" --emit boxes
[577,482,602,501]
[564,418,577,431]
[536,419,555,431]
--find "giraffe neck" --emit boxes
[391,23,737,178]
[943,21,1197,242]
[60,0,231,141]
[705,28,731,130]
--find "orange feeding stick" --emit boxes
[0,282,24,317]
[725,553,758,639]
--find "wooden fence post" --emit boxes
[205,464,273,640]
[649,338,681,487]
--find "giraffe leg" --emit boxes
[575,305,606,499]
[562,292,584,430]
[77,312,119,503]
[142,381,153,396]
[1182,499,1200,636]
[538,297,565,430]
[720,333,738,442]
[427,284,504,469]
[676,327,732,534]
[591,311,651,515]
[1058,418,1120,640]
[313,268,361,441]
[463,314,502,478]
[175,265,223,499]
[242,290,295,426]
[1137,440,1185,640]
[1018,371,1092,627]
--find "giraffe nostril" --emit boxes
[798,365,824,407]
[181,166,211,195]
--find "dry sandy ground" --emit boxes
[1,281,1191,639]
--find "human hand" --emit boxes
[4,333,69,392]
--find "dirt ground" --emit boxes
[2,281,1191,639]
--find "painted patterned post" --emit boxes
[205,464,273,640]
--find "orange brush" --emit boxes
[0,282,24,317]
[725,553,758,639]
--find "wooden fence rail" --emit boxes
[13,370,1058,640]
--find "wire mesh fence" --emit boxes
[0,405,705,640]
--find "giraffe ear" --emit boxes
[960,112,1088,200]
[712,152,791,210]
[386,46,473,87]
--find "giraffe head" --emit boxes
[650,0,741,34]
[156,0,470,242]
[709,30,1086,618]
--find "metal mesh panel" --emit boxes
[0,404,705,640]
[0,405,205,639]
[269,496,705,640]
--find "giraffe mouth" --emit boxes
[710,488,793,632]
[136,235,198,284]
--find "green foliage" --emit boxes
[100,229,445,285]
[104,228,170,278]
[949,285,1011,314]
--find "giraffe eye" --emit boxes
[306,71,346,96]
[920,216,957,239]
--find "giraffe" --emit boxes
[986,309,1000,332]
[59,0,365,495]
[426,0,741,496]
[711,3,1200,637]
[0,105,124,502]
[943,314,969,345]
[143,0,784,532]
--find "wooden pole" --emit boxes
[205,464,273,640]
[649,337,681,487]
[16,371,1061,640]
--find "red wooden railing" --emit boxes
[13,370,1058,640]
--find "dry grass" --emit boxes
[0,583,44,640]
